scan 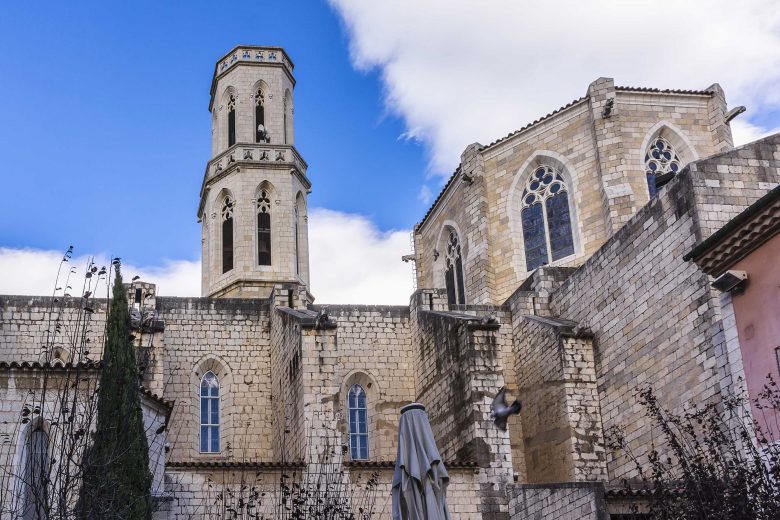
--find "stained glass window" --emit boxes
[227,94,236,147]
[348,384,368,460]
[644,136,681,197]
[445,231,466,305]
[200,372,220,453]
[520,165,574,270]
[221,196,234,273]
[257,190,271,266]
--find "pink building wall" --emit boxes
[731,232,780,441]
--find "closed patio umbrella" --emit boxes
[392,403,451,520]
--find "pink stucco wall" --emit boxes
[731,232,780,441]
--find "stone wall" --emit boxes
[0,295,108,363]
[508,482,608,520]
[158,296,274,464]
[415,78,733,306]
[316,305,415,463]
[542,138,780,481]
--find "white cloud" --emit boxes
[308,208,414,305]
[0,247,201,297]
[0,209,415,304]
[417,185,433,205]
[329,0,780,175]
[731,119,780,146]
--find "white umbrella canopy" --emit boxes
[391,403,451,520]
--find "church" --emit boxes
[1,44,779,519]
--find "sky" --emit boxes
[1,1,780,303]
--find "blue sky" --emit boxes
[2,1,779,302]
[0,0,427,268]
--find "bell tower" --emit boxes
[198,46,311,298]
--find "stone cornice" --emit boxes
[197,143,311,218]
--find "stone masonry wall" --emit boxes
[547,138,780,481]
[316,305,415,463]
[159,297,274,464]
[411,304,514,518]
[508,482,608,520]
[0,296,108,363]
[416,79,732,306]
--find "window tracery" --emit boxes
[444,231,466,305]
[257,189,271,266]
[520,165,574,270]
[644,136,681,197]
[227,94,236,147]
[255,88,267,143]
[221,196,234,273]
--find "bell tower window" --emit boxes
[445,231,466,305]
[255,88,267,143]
[520,165,574,271]
[221,196,234,273]
[227,94,236,147]
[294,202,300,275]
[257,189,271,266]
[644,136,681,197]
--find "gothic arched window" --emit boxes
[445,231,466,305]
[221,196,234,273]
[21,426,49,519]
[644,136,681,197]
[294,202,300,275]
[227,94,236,147]
[520,165,574,271]
[257,189,272,266]
[255,88,267,143]
[283,90,292,145]
[200,372,220,453]
[348,384,368,460]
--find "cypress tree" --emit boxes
[77,267,152,519]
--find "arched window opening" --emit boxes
[348,384,368,460]
[283,98,289,145]
[200,372,220,453]
[221,196,234,273]
[227,94,236,147]
[521,165,574,271]
[283,90,292,145]
[255,88,267,143]
[294,202,300,275]
[644,136,681,197]
[21,426,49,519]
[445,231,466,305]
[257,189,272,266]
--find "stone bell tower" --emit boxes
[198,46,311,299]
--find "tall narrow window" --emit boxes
[444,231,466,305]
[200,372,220,453]
[227,94,236,147]
[348,385,368,460]
[257,189,271,266]
[22,426,49,519]
[221,196,234,273]
[283,98,288,145]
[294,203,300,275]
[255,88,266,143]
[521,165,574,271]
[644,136,681,197]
